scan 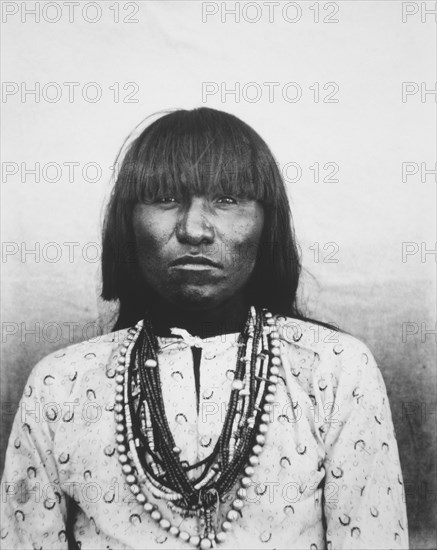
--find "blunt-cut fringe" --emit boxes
[102,107,305,330]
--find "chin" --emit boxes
[168,286,224,311]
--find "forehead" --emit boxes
[135,146,262,201]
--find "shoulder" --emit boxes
[274,315,379,388]
[274,315,373,357]
[25,329,129,398]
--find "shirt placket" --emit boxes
[196,337,237,467]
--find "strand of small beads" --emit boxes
[114,308,282,549]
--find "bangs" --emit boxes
[119,109,279,204]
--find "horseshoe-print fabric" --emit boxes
[1,317,408,549]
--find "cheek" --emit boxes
[133,210,168,248]
[233,209,264,245]
[227,211,264,267]
[132,217,170,272]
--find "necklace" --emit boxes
[114,307,282,549]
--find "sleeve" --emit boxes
[317,339,409,550]
[1,359,69,550]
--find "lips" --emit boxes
[170,255,222,269]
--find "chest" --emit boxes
[53,340,326,549]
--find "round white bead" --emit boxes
[268,384,277,394]
[252,444,263,455]
[118,454,127,464]
[169,526,179,537]
[249,455,259,466]
[258,423,268,434]
[269,375,278,384]
[244,466,255,477]
[116,434,124,444]
[117,444,126,453]
[240,476,251,487]
[256,434,266,445]
[115,394,124,403]
[265,393,275,403]
[232,380,244,391]
[232,499,244,510]
[126,474,135,484]
[122,464,132,474]
[144,502,153,513]
[237,488,247,499]
[179,531,190,542]
[151,510,161,521]
[270,360,281,369]
[216,532,226,543]
[227,510,239,521]
[136,493,146,503]
[222,521,232,532]
[160,519,170,530]
[189,535,200,546]
[200,538,212,549]
[271,348,281,357]
[269,330,279,339]
[131,485,140,495]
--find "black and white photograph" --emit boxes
[1,2,435,549]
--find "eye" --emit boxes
[156,196,178,205]
[216,196,238,205]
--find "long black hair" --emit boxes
[101,107,308,330]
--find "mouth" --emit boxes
[170,255,222,270]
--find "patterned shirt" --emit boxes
[1,316,409,549]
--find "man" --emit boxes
[1,108,408,549]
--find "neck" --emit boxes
[147,293,250,338]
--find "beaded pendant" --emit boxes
[114,307,282,548]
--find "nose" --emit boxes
[175,197,214,245]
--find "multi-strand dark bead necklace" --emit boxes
[114,306,282,549]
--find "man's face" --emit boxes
[132,193,264,310]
